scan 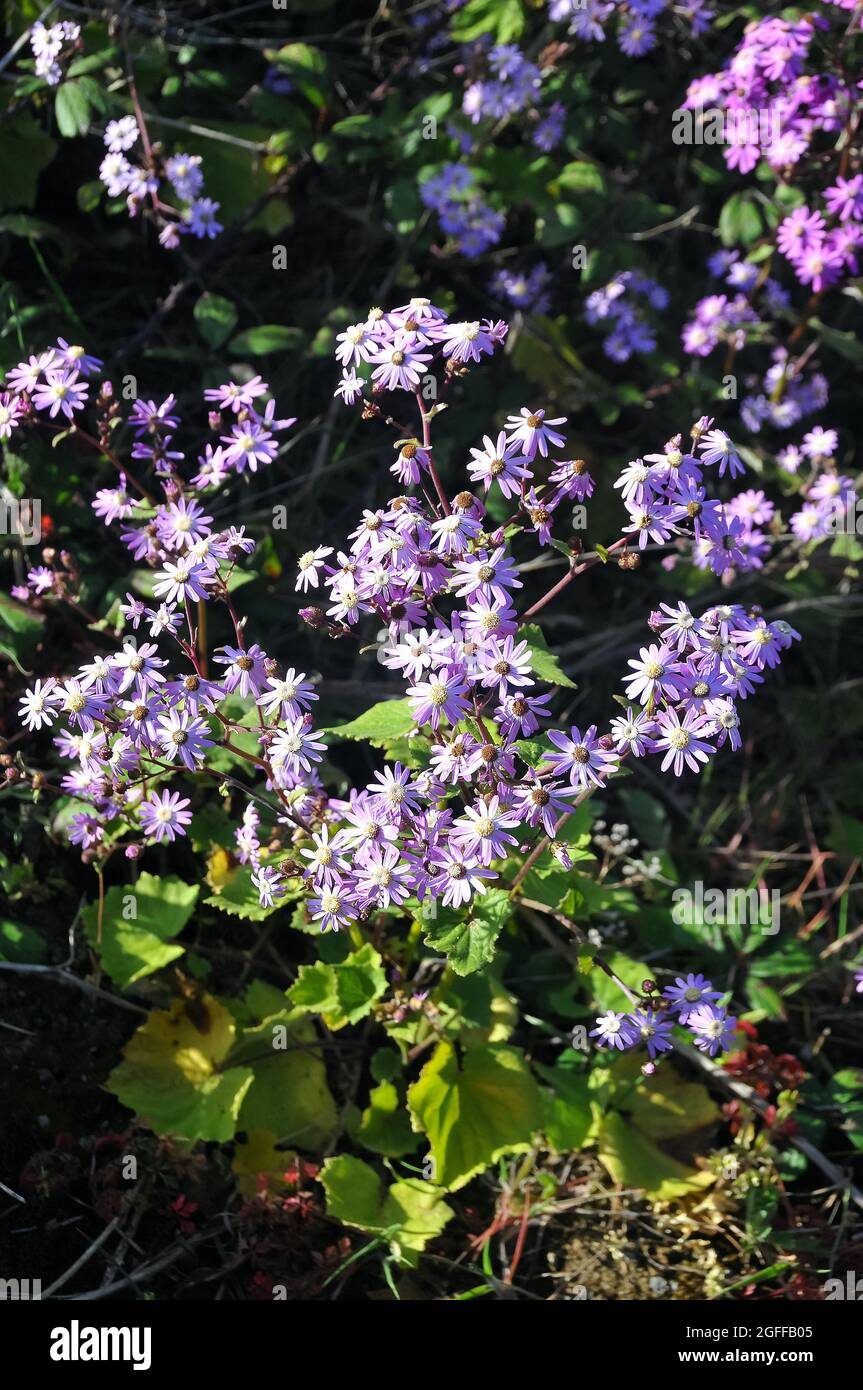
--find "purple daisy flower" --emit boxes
[139,789,193,843]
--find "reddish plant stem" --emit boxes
[520,536,629,623]
[414,390,450,515]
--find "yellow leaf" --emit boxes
[108,994,253,1141]
[206,846,238,891]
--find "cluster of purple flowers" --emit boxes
[784,427,855,543]
[777,187,863,295]
[4,348,294,605]
[29,17,80,84]
[585,271,667,362]
[99,118,222,249]
[682,284,758,360]
[12,304,799,931]
[681,249,787,360]
[419,164,504,258]
[592,973,738,1067]
[738,348,829,436]
[462,43,541,124]
[615,419,775,577]
[490,264,552,314]
[549,0,715,55]
[332,296,507,412]
[0,339,100,444]
[684,13,855,177]
[683,11,861,299]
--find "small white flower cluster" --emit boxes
[30,18,80,86]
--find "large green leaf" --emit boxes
[718,191,763,247]
[82,873,198,986]
[597,1110,714,1202]
[236,1023,338,1151]
[227,325,303,356]
[0,114,56,210]
[348,1081,416,1157]
[537,1062,593,1153]
[54,80,92,137]
[408,1042,543,1190]
[0,918,48,965]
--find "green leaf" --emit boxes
[289,943,387,1028]
[0,591,44,662]
[0,113,56,210]
[451,0,524,43]
[320,1155,452,1266]
[828,1069,863,1151]
[718,191,763,247]
[54,81,91,138]
[108,994,254,1141]
[520,623,577,689]
[625,1062,721,1140]
[551,161,605,196]
[322,697,416,745]
[227,324,303,356]
[422,888,510,976]
[236,1015,338,1150]
[267,43,328,106]
[0,918,48,965]
[408,1042,543,1190]
[538,1063,593,1153]
[514,736,554,769]
[349,1080,416,1157]
[810,320,863,364]
[76,180,103,213]
[82,873,198,987]
[194,292,238,349]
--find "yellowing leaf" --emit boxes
[205,846,237,892]
[597,1111,715,1202]
[108,994,253,1142]
[627,1062,720,1142]
[232,1129,296,1197]
[408,1042,542,1191]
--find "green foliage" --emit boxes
[520,623,577,689]
[322,698,416,744]
[320,1154,453,1266]
[289,942,387,1028]
[82,873,198,986]
[421,888,511,976]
